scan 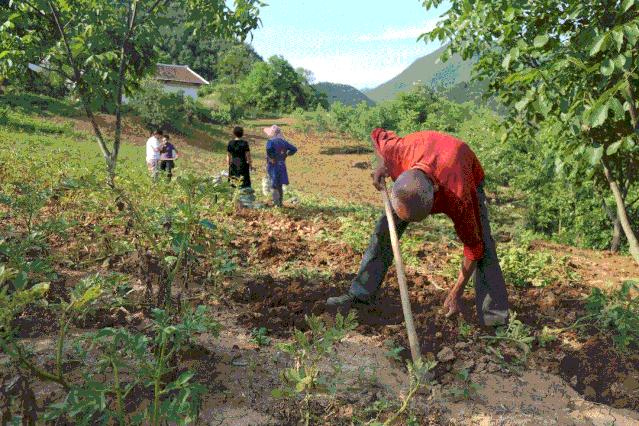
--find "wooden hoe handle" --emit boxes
[380,185,422,364]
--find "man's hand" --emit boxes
[372,164,389,191]
[443,257,477,318]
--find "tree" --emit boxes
[423,0,639,264]
[238,55,326,113]
[1,0,262,187]
[156,4,262,83]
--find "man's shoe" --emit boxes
[326,293,372,315]
[326,293,356,308]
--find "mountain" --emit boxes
[313,82,375,107]
[364,45,476,103]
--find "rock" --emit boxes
[437,347,455,362]
[454,359,475,372]
[454,342,469,350]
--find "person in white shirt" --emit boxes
[146,129,163,178]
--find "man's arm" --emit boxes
[443,256,477,317]
[372,151,389,191]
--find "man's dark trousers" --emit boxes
[349,183,509,326]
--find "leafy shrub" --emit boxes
[498,244,571,287]
[585,281,639,351]
[129,79,190,132]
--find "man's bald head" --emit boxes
[391,169,434,222]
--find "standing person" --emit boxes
[327,128,510,327]
[227,126,253,188]
[159,134,178,182]
[145,129,163,179]
[263,125,297,207]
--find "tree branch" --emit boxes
[136,0,169,28]
[21,0,47,16]
[46,1,111,159]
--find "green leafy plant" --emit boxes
[383,340,404,362]
[250,327,271,347]
[458,318,473,339]
[272,312,357,425]
[480,311,535,364]
[537,326,561,348]
[448,368,481,401]
[585,280,639,351]
[43,305,218,425]
[0,184,51,234]
[0,272,103,391]
[499,244,572,287]
[368,359,437,426]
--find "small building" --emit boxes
[155,64,209,100]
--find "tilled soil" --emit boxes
[228,209,639,412]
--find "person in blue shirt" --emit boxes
[263,125,297,207]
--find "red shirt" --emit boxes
[372,128,485,260]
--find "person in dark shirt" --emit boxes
[227,126,253,188]
[159,134,178,181]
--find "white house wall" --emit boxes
[162,83,199,100]
[122,82,202,104]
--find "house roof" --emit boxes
[156,64,209,86]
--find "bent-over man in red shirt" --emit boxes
[327,128,509,326]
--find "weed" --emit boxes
[383,340,404,362]
[537,326,561,348]
[498,244,573,287]
[272,312,357,426]
[448,368,481,401]
[250,327,271,347]
[480,311,534,364]
[458,318,473,339]
[368,359,437,426]
[585,281,639,351]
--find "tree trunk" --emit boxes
[611,217,622,253]
[602,161,639,264]
[601,197,622,253]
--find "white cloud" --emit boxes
[357,18,441,42]
[289,49,421,89]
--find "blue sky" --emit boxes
[249,1,450,89]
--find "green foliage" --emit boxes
[423,0,639,259]
[43,305,218,425]
[157,4,262,84]
[457,318,473,339]
[383,340,404,362]
[585,280,639,351]
[273,312,357,424]
[537,326,561,348]
[481,311,535,364]
[250,327,271,347]
[498,244,572,287]
[129,79,191,132]
[237,56,327,114]
[448,368,481,401]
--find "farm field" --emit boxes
[1,95,638,425]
